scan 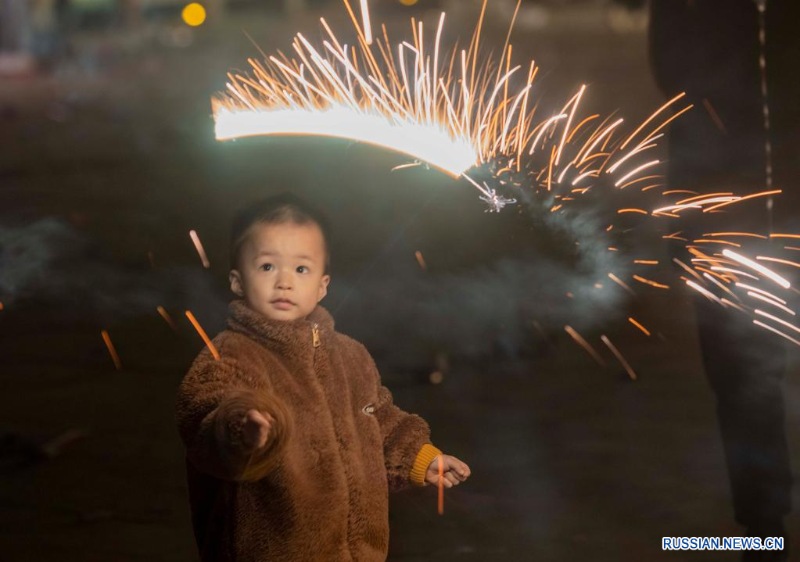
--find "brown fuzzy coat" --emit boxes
[176,300,436,562]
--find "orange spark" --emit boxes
[189,230,211,269]
[600,335,637,380]
[617,208,648,215]
[628,317,651,336]
[101,330,122,371]
[185,310,221,360]
[414,250,427,270]
[358,0,373,45]
[703,189,782,213]
[157,306,179,332]
[608,273,636,296]
[702,98,726,132]
[753,320,800,347]
[756,256,800,269]
[722,249,791,289]
[633,259,658,265]
[564,325,606,366]
[694,239,741,247]
[685,279,723,304]
[704,232,768,239]
[632,275,670,289]
[746,292,795,316]
[755,309,800,335]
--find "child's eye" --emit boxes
[260,263,273,271]
[296,265,309,274]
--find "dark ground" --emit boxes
[1,2,799,561]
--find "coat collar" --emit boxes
[227,300,335,356]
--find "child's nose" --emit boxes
[275,271,292,289]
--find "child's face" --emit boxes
[229,221,330,321]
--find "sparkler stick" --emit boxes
[101,330,122,371]
[437,455,444,516]
[185,310,221,360]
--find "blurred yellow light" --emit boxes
[182,3,206,27]
[399,0,419,6]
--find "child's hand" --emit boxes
[240,409,273,453]
[425,455,471,488]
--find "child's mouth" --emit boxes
[271,299,295,310]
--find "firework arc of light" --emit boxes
[212,0,800,355]
[215,106,478,177]
[212,0,680,210]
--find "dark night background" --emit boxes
[1,1,798,560]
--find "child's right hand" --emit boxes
[240,409,273,452]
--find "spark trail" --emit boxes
[211,0,800,358]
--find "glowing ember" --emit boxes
[564,325,605,366]
[601,335,637,380]
[628,317,651,337]
[101,330,122,371]
[185,310,220,360]
[189,230,211,269]
[722,249,791,289]
[414,250,427,271]
[157,306,179,332]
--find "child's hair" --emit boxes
[230,192,332,272]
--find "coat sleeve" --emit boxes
[175,342,292,482]
[358,345,435,491]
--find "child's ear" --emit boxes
[229,270,244,297]
[317,274,331,302]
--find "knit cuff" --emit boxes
[409,443,443,487]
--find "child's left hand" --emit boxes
[424,454,471,488]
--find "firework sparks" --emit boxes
[564,325,606,366]
[209,0,800,350]
[157,306,179,332]
[212,0,684,209]
[101,330,122,371]
[628,317,651,336]
[190,230,211,269]
[185,310,220,360]
[722,249,790,289]
[414,250,427,271]
[359,0,373,45]
[600,335,637,380]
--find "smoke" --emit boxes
[330,202,634,368]
[0,219,228,329]
[0,211,635,369]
